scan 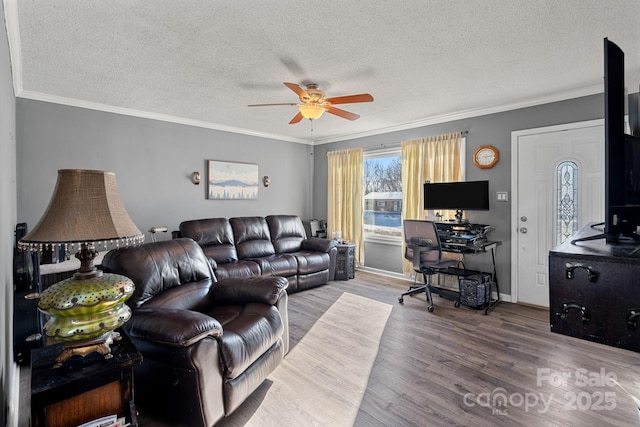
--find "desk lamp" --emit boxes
[19,169,144,366]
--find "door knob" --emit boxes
[520,227,528,233]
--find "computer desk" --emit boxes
[438,240,501,314]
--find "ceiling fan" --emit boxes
[248,82,374,124]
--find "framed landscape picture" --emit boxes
[207,160,259,200]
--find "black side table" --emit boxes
[31,330,142,427]
[335,243,356,280]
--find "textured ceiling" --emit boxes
[5,0,640,144]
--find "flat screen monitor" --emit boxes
[423,180,490,211]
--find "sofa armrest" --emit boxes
[126,308,223,347]
[212,276,288,305]
[302,237,338,253]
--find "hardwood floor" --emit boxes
[281,272,640,427]
[21,271,640,426]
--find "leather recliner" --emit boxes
[102,238,289,427]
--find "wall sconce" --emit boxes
[192,171,201,185]
[263,176,270,187]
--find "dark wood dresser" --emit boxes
[549,223,640,352]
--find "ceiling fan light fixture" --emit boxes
[299,104,325,120]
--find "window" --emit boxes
[556,161,579,245]
[363,148,402,240]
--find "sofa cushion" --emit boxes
[180,218,239,264]
[230,217,276,259]
[209,303,284,380]
[292,251,331,274]
[266,215,306,253]
[214,260,261,280]
[251,254,298,277]
[102,238,214,309]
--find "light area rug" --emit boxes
[218,292,392,427]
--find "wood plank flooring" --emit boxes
[20,271,640,426]
[278,272,640,427]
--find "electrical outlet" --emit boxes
[496,191,509,202]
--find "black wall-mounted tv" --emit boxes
[423,180,490,211]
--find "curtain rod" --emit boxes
[361,130,468,152]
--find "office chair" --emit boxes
[398,220,460,312]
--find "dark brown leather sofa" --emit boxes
[178,215,338,293]
[102,238,289,427]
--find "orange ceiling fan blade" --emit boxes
[249,82,371,123]
[289,112,304,124]
[327,106,360,121]
[283,82,307,98]
[326,94,374,105]
[248,103,298,107]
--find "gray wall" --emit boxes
[16,94,609,300]
[1,0,17,422]
[15,89,611,300]
[312,94,605,296]
[16,100,315,241]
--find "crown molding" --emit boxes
[16,90,312,144]
[17,84,603,147]
[312,84,604,145]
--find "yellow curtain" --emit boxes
[327,148,364,265]
[401,132,463,273]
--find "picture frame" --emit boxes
[207,160,259,200]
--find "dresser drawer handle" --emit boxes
[556,302,590,324]
[565,263,598,282]
[26,333,42,342]
[627,309,640,330]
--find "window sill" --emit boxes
[363,235,402,246]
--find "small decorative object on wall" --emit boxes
[263,176,270,187]
[473,145,499,169]
[192,171,201,185]
[207,160,259,200]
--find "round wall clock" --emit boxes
[473,145,499,169]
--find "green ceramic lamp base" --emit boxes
[38,273,135,342]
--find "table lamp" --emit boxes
[19,169,144,366]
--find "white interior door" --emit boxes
[512,120,604,307]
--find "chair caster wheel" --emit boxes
[454,301,460,308]
[398,297,404,304]
[427,305,434,312]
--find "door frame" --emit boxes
[510,118,604,303]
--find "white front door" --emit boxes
[511,120,604,307]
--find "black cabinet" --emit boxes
[31,330,142,427]
[549,223,640,352]
[13,223,42,365]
